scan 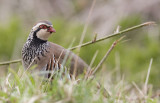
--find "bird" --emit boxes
[22,21,89,78]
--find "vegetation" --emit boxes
[0,16,160,102]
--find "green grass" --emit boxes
[0,65,159,103]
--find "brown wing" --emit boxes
[35,42,89,76]
[48,42,89,75]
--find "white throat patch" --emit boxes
[36,29,51,40]
[32,23,53,40]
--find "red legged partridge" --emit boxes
[22,21,89,77]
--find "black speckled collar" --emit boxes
[31,28,47,45]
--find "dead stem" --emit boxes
[91,36,125,76]
[73,0,97,77]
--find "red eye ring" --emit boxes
[39,25,47,29]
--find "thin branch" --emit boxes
[0,21,155,66]
[0,59,22,66]
[93,36,125,75]
[91,36,125,75]
[69,21,155,50]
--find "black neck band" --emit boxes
[32,28,47,44]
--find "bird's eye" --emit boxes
[39,25,47,29]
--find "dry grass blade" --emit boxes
[132,81,145,98]
[91,36,125,75]
[20,57,37,79]
[144,58,153,95]
[73,0,97,77]
[85,51,99,80]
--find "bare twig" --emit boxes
[0,21,155,66]
[92,33,98,43]
[69,21,155,50]
[91,36,125,75]
[0,59,22,65]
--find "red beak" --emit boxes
[48,27,56,33]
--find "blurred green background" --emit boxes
[0,0,159,89]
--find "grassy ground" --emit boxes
[0,63,159,103]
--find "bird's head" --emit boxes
[31,21,56,41]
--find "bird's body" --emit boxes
[22,21,88,77]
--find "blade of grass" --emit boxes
[132,81,145,98]
[73,0,97,77]
[144,58,153,96]
[85,50,99,80]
